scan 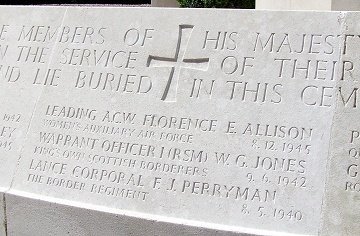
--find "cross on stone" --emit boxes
[147,25,210,102]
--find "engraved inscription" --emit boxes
[2,8,357,236]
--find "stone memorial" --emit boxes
[0,5,359,236]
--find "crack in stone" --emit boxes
[3,194,7,236]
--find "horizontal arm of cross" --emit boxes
[147,56,176,68]
[147,56,210,71]
[182,58,210,71]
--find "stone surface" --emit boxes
[5,7,340,236]
[320,12,360,236]
[152,0,179,7]
[0,6,65,188]
[0,5,358,236]
[0,7,66,236]
[256,0,360,11]
[7,194,243,236]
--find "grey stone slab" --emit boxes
[4,7,346,236]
